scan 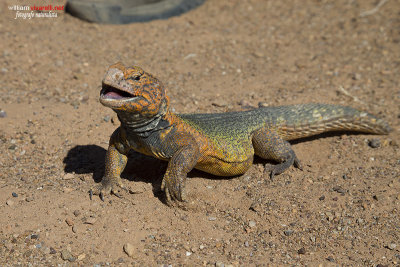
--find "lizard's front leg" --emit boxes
[161,137,200,205]
[91,129,129,200]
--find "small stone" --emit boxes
[12,192,18,197]
[61,249,75,262]
[284,229,294,236]
[298,247,306,254]
[103,115,110,122]
[368,138,381,148]
[199,244,206,250]
[6,199,14,206]
[185,251,192,256]
[248,220,256,228]
[72,226,78,233]
[0,110,7,118]
[73,210,81,217]
[84,217,97,225]
[123,243,135,257]
[215,262,225,267]
[30,234,39,239]
[387,243,397,250]
[326,211,334,221]
[326,256,335,262]
[319,195,325,201]
[25,196,34,202]
[208,217,217,221]
[77,253,86,260]
[65,218,74,226]
[332,186,346,194]
[49,247,57,254]
[63,173,74,180]
[8,144,16,150]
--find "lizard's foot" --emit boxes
[265,155,303,179]
[90,177,128,201]
[161,175,187,207]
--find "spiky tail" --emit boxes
[269,104,391,140]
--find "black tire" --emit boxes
[65,0,206,24]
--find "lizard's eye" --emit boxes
[129,75,141,81]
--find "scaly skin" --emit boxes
[92,63,391,205]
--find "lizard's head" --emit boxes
[100,63,169,117]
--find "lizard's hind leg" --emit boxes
[252,128,302,178]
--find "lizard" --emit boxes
[91,62,391,205]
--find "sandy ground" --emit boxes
[1,0,400,265]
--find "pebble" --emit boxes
[77,253,86,260]
[6,199,14,206]
[123,243,135,257]
[248,220,256,228]
[73,210,81,217]
[12,192,18,197]
[208,217,217,221]
[298,247,306,254]
[185,251,192,256]
[319,195,325,201]
[326,211,334,221]
[215,262,225,267]
[326,256,335,262]
[60,249,75,262]
[368,138,381,148]
[25,196,34,202]
[332,186,346,194]
[84,217,97,225]
[387,243,397,250]
[284,229,294,236]
[0,110,7,118]
[63,173,75,180]
[30,234,39,239]
[103,115,110,122]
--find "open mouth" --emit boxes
[101,84,134,100]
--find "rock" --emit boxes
[298,247,306,254]
[284,229,294,236]
[123,243,135,257]
[248,220,256,228]
[73,210,81,217]
[387,243,397,250]
[368,138,381,148]
[12,192,18,197]
[0,110,7,118]
[6,199,14,206]
[84,217,97,225]
[103,115,110,122]
[332,186,346,194]
[63,173,74,180]
[208,217,217,221]
[61,249,75,262]
[326,256,335,262]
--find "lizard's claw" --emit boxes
[161,176,187,206]
[89,178,127,201]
